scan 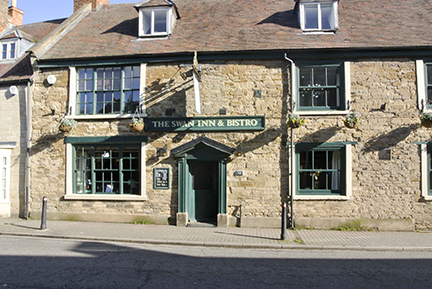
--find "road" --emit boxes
[0,235,431,288]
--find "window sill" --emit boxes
[64,194,148,201]
[66,113,147,120]
[421,196,432,201]
[296,110,350,116]
[294,195,349,201]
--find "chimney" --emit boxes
[74,0,109,13]
[8,0,23,26]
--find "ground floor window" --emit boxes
[294,142,353,200]
[74,145,140,195]
[65,136,147,200]
[419,143,432,200]
[0,149,11,201]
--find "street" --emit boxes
[0,235,431,288]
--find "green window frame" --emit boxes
[73,144,141,195]
[297,63,345,111]
[428,145,432,196]
[296,143,346,196]
[76,66,140,115]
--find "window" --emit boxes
[417,60,432,110]
[65,136,148,200]
[296,62,351,112]
[299,1,338,32]
[74,145,140,195]
[0,41,17,60]
[294,143,353,200]
[0,149,11,202]
[76,66,140,115]
[140,8,172,37]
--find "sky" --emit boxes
[17,0,135,25]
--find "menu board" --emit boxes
[153,168,170,189]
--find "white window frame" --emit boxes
[291,144,352,200]
[420,144,432,201]
[0,40,18,61]
[293,61,351,116]
[64,142,147,200]
[68,63,147,119]
[139,7,172,37]
[0,149,12,203]
[416,60,430,111]
[299,1,338,32]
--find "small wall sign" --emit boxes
[153,168,170,189]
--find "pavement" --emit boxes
[0,218,431,251]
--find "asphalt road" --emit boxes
[1,235,431,288]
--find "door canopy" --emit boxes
[171,135,235,159]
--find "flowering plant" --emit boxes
[129,118,144,132]
[344,111,360,128]
[420,112,432,128]
[288,113,305,128]
[58,117,78,132]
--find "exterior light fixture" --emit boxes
[9,85,18,95]
[236,146,243,157]
[180,71,187,80]
[47,75,57,85]
[157,145,168,157]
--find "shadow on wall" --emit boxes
[298,126,343,144]
[362,124,419,153]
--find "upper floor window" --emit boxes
[76,66,140,115]
[297,63,350,112]
[1,41,17,60]
[416,60,432,111]
[299,1,338,32]
[135,1,180,38]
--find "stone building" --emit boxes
[0,0,64,217]
[24,0,432,230]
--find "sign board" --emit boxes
[144,116,265,132]
[153,168,170,190]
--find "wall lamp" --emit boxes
[9,85,18,96]
[157,145,168,157]
[47,75,57,85]
[236,146,243,157]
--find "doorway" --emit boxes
[188,160,218,223]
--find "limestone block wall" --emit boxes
[0,84,27,217]
[29,58,432,229]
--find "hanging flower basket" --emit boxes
[420,112,432,128]
[130,118,144,132]
[57,117,78,133]
[344,111,360,129]
[288,113,305,128]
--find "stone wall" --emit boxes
[0,84,27,217]
[29,59,432,230]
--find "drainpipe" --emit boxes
[25,76,33,219]
[284,53,295,230]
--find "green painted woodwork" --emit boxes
[65,136,148,144]
[145,116,265,132]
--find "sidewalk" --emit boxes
[0,218,431,251]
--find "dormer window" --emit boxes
[135,0,180,38]
[1,41,17,60]
[298,1,338,32]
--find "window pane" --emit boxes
[143,10,151,34]
[428,87,432,106]
[327,88,339,107]
[428,65,432,85]
[3,157,7,166]
[300,68,312,86]
[2,44,7,59]
[300,151,312,169]
[2,168,6,178]
[10,43,15,59]
[154,10,167,33]
[314,151,327,169]
[299,172,312,190]
[304,4,319,29]
[327,67,338,86]
[321,4,334,30]
[299,89,313,107]
[124,66,132,78]
[313,89,326,106]
[313,67,326,86]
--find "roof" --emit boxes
[0,19,65,83]
[39,0,432,61]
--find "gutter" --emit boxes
[284,53,295,230]
[25,76,33,220]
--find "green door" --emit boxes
[188,161,218,223]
